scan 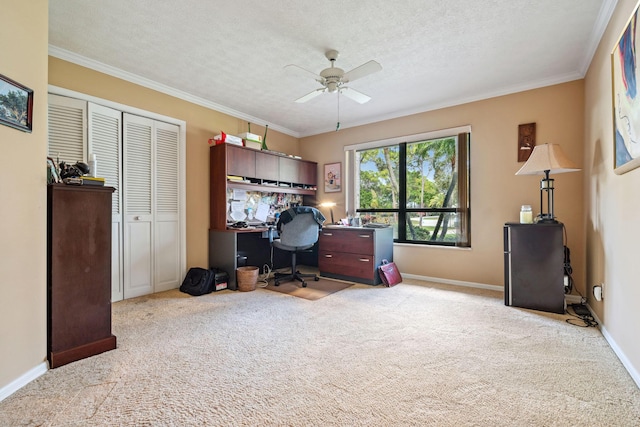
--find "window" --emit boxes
[350,130,470,247]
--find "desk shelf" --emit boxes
[227,180,316,196]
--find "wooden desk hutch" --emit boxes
[208,144,318,288]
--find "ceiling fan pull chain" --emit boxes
[336,90,341,131]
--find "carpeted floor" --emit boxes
[1,277,639,426]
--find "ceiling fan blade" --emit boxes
[285,64,325,84]
[340,87,372,104]
[343,60,382,83]
[295,88,326,103]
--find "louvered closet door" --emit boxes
[88,103,124,302]
[123,113,154,298]
[48,94,86,164]
[154,121,181,292]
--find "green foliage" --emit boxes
[358,137,457,211]
[406,223,431,240]
[0,90,28,125]
[358,147,399,209]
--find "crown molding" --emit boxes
[48,45,300,138]
[578,0,619,75]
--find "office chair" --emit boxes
[273,206,325,287]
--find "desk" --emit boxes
[208,228,318,290]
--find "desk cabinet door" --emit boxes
[256,151,279,181]
[279,157,299,183]
[299,161,317,186]
[227,145,256,177]
[319,250,373,280]
[319,229,374,254]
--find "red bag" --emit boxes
[378,259,402,287]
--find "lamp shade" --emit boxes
[515,143,580,175]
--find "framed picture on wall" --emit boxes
[0,73,33,133]
[324,162,341,193]
[517,123,536,162]
[612,3,640,174]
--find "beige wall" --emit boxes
[301,81,585,289]
[584,0,640,378]
[48,57,299,269]
[0,1,49,387]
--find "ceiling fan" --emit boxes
[286,50,382,104]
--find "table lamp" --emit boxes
[319,202,337,224]
[515,143,580,223]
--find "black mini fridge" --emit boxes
[503,223,565,314]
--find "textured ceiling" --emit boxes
[48,0,615,137]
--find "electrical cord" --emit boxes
[566,304,598,328]
[257,243,276,287]
[257,263,272,287]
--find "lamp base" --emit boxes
[535,215,558,224]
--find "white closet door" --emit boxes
[88,103,124,302]
[47,94,86,164]
[123,113,154,298]
[154,121,181,292]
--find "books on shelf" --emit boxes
[211,132,243,146]
[81,176,105,186]
[238,132,262,142]
[243,139,261,150]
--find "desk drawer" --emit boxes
[319,229,374,254]
[319,250,374,280]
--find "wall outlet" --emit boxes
[593,284,603,301]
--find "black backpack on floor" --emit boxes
[180,267,215,296]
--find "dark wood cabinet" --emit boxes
[319,226,393,285]
[503,222,565,314]
[47,184,116,368]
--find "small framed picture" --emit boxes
[324,162,341,193]
[517,123,536,162]
[0,73,34,133]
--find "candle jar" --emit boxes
[520,205,533,224]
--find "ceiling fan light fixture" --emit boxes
[289,50,381,103]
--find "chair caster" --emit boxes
[314,276,320,281]
[302,281,307,287]
[274,281,280,286]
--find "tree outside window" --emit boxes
[354,132,470,247]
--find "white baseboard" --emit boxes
[402,273,588,306]
[0,362,48,402]
[599,323,640,389]
[401,273,503,292]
